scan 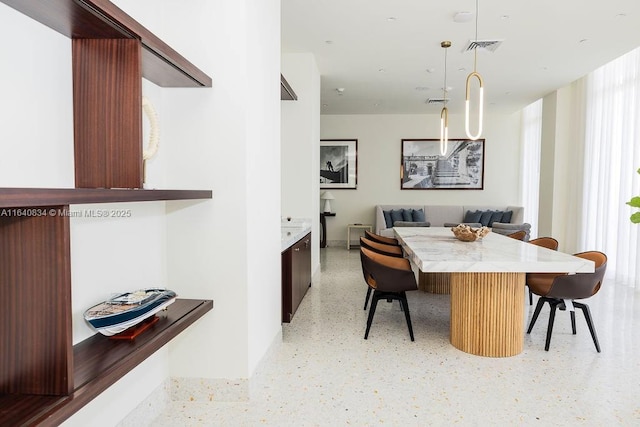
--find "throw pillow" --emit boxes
[464,210,482,224]
[488,211,504,227]
[479,210,494,227]
[402,209,413,222]
[390,209,404,226]
[383,210,393,228]
[412,208,426,222]
[502,210,513,223]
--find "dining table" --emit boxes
[393,227,595,357]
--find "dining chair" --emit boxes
[364,230,399,246]
[526,251,607,352]
[526,237,560,305]
[360,236,404,310]
[507,230,527,241]
[360,246,418,341]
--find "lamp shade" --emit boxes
[321,191,335,200]
[321,191,335,213]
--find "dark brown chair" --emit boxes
[507,230,527,241]
[526,237,560,305]
[360,237,404,310]
[364,230,399,246]
[360,246,418,341]
[526,251,607,352]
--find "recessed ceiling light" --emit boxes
[453,11,473,23]
[386,17,397,22]
[616,13,627,18]
[378,68,386,73]
[458,67,466,72]
[579,38,588,43]
[322,104,328,107]
[500,15,510,20]
[415,86,429,91]
[336,88,345,95]
[425,68,435,73]
[325,40,333,45]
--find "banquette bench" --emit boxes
[375,204,527,239]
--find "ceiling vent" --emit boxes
[462,39,503,53]
[426,98,449,104]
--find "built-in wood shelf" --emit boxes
[0,188,212,208]
[0,299,213,427]
[0,0,212,87]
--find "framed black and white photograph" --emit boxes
[320,139,358,189]
[401,138,485,190]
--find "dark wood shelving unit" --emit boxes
[0,299,213,427]
[0,1,214,425]
[0,188,213,208]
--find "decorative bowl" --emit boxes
[451,224,490,242]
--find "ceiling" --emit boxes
[281,0,640,115]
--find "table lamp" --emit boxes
[321,191,335,214]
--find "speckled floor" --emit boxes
[152,247,640,426]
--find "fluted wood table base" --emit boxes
[419,272,451,294]
[450,272,525,357]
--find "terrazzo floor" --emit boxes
[152,246,640,426]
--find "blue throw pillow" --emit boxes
[489,211,504,227]
[390,209,404,226]
[502,210,513,223]
[479,210,494,227]
[464,210,482,224]
[412,208,426,222]
[402,209,413,222]
[383,210,393,228]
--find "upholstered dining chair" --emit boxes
[360,246,418,341]
[526,237,560,305]
[526,251,607,352]
[360,236,404,310]
[364,229,399,246]
[507,230,527,241]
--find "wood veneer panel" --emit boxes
[0,188,212,208]
[0,208,73,396]
[450,272,525,357]
[73,38,142,189]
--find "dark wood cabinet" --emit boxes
[0,1,213,424]
[282,232,312,323]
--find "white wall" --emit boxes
[320,112,522,240]
[158,0,283,380]
[281,53,321,273]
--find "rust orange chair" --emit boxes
[360,246,418,341]
[526,251,607,352]
[526,237,560,305]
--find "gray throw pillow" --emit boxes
[464,210,482,223]
[412,208,426,222]
[390,209,404,225]
[383,210,393,228]
[479,210,494,227]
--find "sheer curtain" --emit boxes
[520,99,543,238]
[580,47,640,289]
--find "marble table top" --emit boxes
[281,218,311,252]
[394,227,595,273]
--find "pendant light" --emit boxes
[439,41,451,156]
[465,0,484,140]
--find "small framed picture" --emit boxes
[320,139,358,189]
[401,138,485,190]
